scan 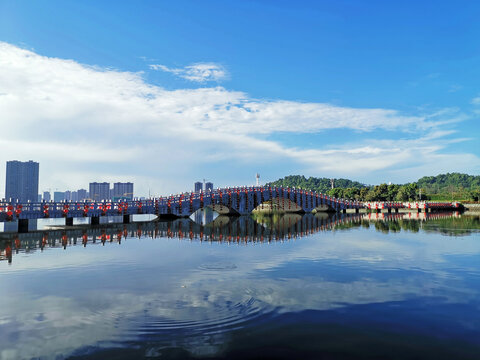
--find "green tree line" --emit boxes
[265,175,366,194]
[266,173,480,202]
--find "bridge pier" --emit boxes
[65,217,73,226]
[91,216,100,225]
[123,214,130,224]
[18,219,29,233]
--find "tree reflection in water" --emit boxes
[0,212,478,264]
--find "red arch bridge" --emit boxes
[0,186,459,232]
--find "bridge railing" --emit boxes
[0,186,367,221]
[363,201,458,210]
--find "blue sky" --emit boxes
[0,0,479,196]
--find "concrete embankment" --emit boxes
[251,199,303,214]
[463,203,480,215]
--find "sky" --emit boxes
[0,0,479,197]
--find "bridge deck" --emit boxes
[0,186,460,228]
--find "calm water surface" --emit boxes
[0,212,480,359]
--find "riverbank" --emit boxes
[463,203,480,214]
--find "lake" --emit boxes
[0,212,479,359]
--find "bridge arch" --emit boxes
[312,204,337,213]
[190,206,239,225]
[252,198,304,214]
[205,203,240,215]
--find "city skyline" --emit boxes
[3,159,135,201]
[0,1,479,197]
[47,181,134,202]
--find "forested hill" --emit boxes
[265,173,480,201]
[267,173,480,192]
[265,175,367,193]
[417,173,480,192]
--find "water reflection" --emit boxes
[0,212,478,264]
[191,207,217,225]
[0,212,479,359]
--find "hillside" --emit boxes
[265,175,367,193]
[417,173,480,193]
[265,173,480,201]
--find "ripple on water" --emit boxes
[135,295,273,340]
[198,262,238,271]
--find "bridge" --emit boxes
[0,186,459,232]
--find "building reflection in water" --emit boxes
[192,207,216,226]
[3,219,38,232]
[0,211,473,264]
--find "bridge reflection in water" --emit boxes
[0,211,467,264]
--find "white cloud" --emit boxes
[471,96,480,105]
[0,42,477,196]
[448,84,463,93]
[150,62,228,82]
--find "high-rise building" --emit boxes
[194,181,203,193]
[112,182,134,200]
[205,182,214,192]
[5,160,39,202]
[64,190,72,201]
[43,191,51,202]
[89,182,110,201]
[54,191,65,202]
[37,194,42,202]
[77,189,88,201]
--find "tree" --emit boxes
[327,188,344,198]
[396,185,410,201]
[365,189,377,201]
[373,183,389,201]
[343,187,360,200]
[406,183,418,201]
[470,190,480,202]
[359,187,370,200]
